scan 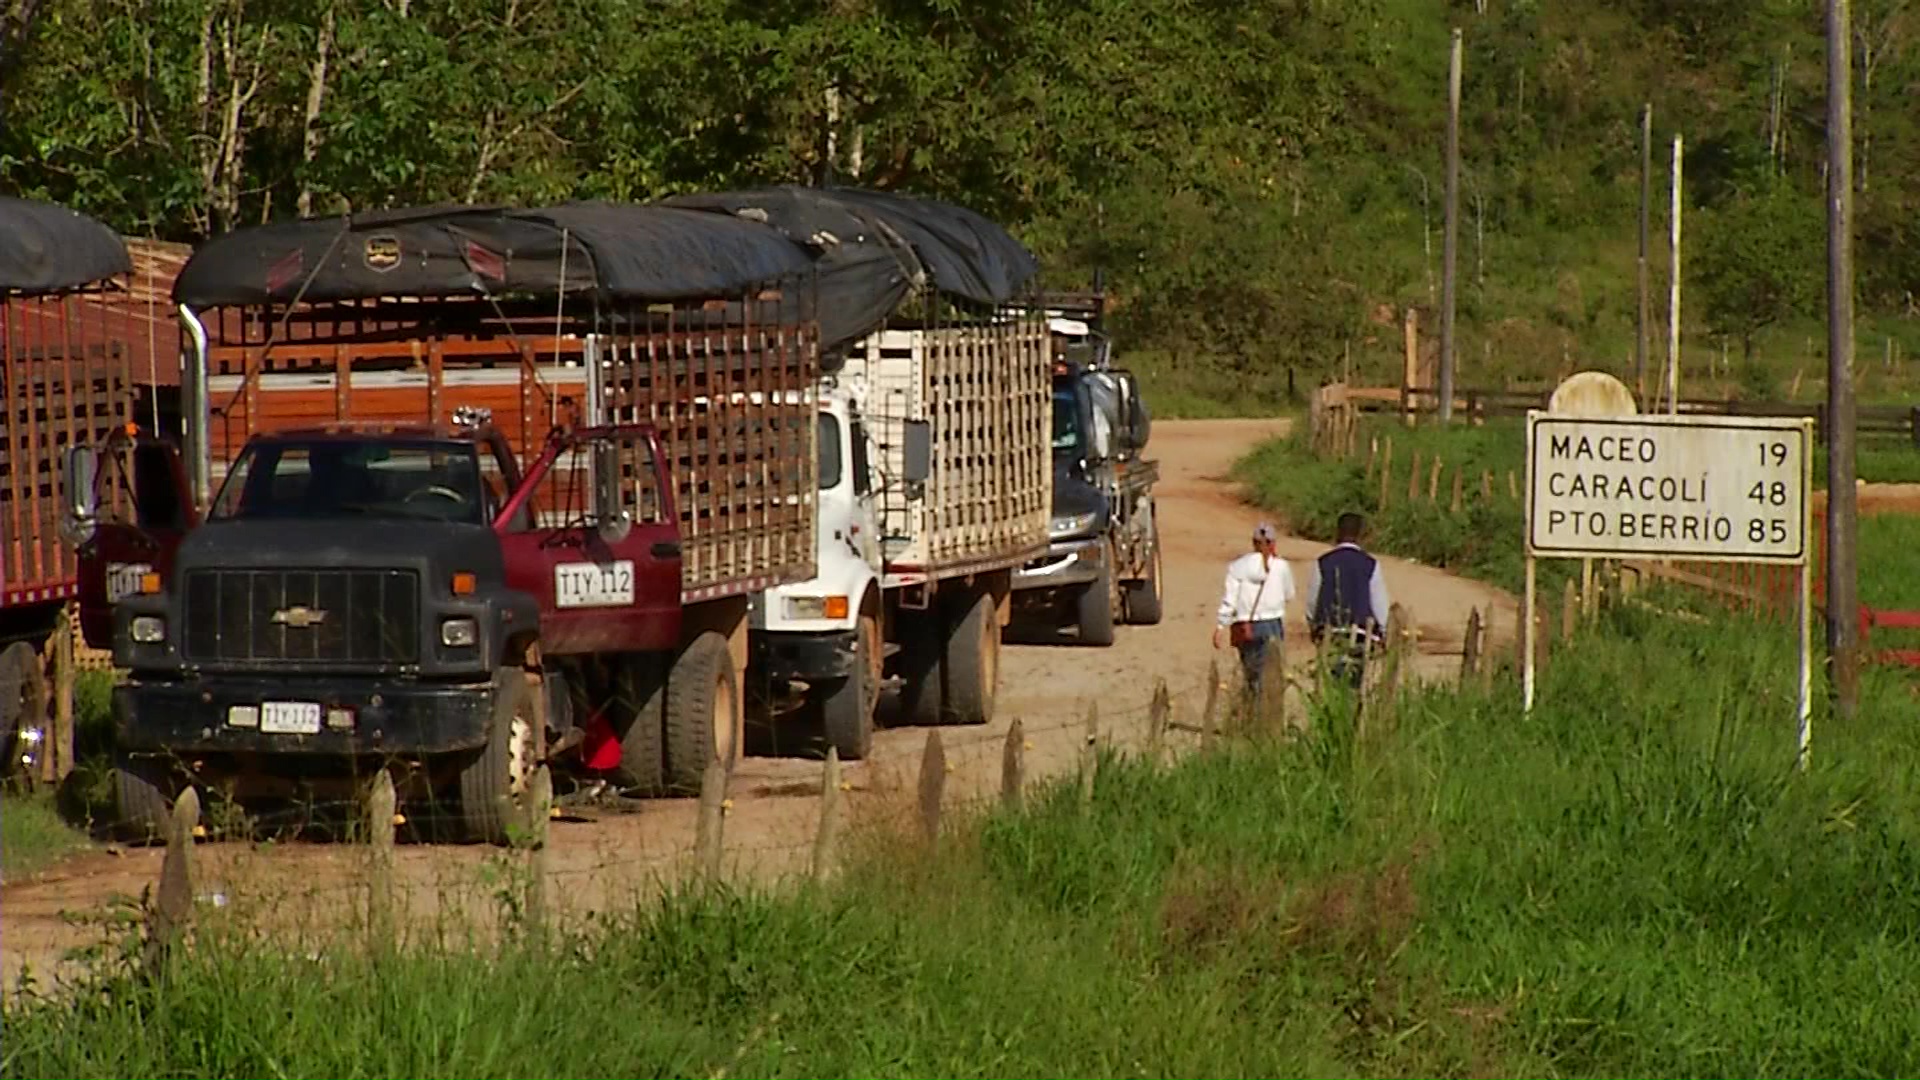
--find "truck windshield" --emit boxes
[209,439,486,524]
[1051,386,1081,454]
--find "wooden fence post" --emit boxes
[367,770,396,941]
[1001,719,1026,809]
[1428,456,1443,502]
[1507,470,1519,500]
[1403,308,1420,428]
[525,765,552,931]
[1450,468,1464,513]
[1478,605,1496,690]
[145,787,200,972]
[50,605,74,783]
[1408,449,1423,503]
[1079,702,1100,805]
[1148,679,1169,758]
[695,760,727,879]
[1460,606,1482,682]
[1378,437,1394,510]
[812,747,842,881]
[1389,603,1415,700]
[1365,436,1379,482]
[1561,578,1578,643]
[1480,469,1492,502]
[918,730,946,844]
[1201,657,1221,750]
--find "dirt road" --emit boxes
[1,418,1516,989]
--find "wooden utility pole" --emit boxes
[1636,103,1652,404]
[1666,134,1684,415]
[1438,27,1464,425]
[1826,0,1860,719]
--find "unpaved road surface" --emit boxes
[1,418,1516,990]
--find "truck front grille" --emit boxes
[182,569,421,666]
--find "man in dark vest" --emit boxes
[1306,512,1392,688]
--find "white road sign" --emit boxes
[1526,412,1811,563]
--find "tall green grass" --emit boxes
[7,611,1918,1077]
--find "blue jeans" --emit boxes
[1235,619,1285,699]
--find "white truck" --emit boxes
[753,318,1051,757]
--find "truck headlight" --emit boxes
[440,617,478,647]
[130,616,167,644]
[785,595,850,620]
[1049,511,1100,539]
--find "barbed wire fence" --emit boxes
[108,601,1532,970]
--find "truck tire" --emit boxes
[898,613,947,728]
[940,592,998,726]
[664,632,740,795]
[817,611,879,759]
[1,642,46,782]
[610,654,667,796]
[458,667,543,845]
[111,754,177,843]
[1123,540,1164,626]
[1076,566,1117,646]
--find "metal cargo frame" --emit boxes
[851,310,1050,580]
[2,288,136,608]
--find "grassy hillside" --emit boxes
[4,1,1915,413]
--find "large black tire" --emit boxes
[817,611,879,759]
[1076,565,1117,646]
[1123,540,1164,626]
[609,653,668,796]
[663,632,741,795]
[897,612,947,728]
[458,667,542,845]
[940,592,998,726]
[111,753,177,843]
[1,641,46,782]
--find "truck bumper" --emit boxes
[1013,537,1105,592]
[753,629,858,683]
[115,674,494,757]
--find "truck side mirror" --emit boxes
[63,445,99,543]
[902,419,932,489]
[591,438,632,544]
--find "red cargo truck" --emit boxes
[2,198,140,778]
[66,204,818,841]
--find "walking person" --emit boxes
[1306,512,1392,689]
[1212,521,1296,701]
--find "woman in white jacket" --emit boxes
[1211,521,1296,700]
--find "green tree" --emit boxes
[1694,181,1823,363]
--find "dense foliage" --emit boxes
[4,0,1916,393]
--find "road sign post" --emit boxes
[1523,411,1816,762]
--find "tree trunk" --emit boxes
[297,4,336,219]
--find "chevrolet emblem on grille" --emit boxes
[271,606,328,629]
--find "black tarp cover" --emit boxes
[667,185,1037,310]
[171,202,817,309]
[664,187,918,351]
[0,197,133,292]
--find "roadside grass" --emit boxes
[0,792,89,882]
[1,670,112,881]
[5,608,1919,1077]
[1860,513,1920,611]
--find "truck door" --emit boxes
[492,428,683,656]
[71,432,196,650]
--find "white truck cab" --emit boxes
[750,321,1047,759]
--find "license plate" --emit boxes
[260,701,322,735]
[554,560,635,609]
[106,562,153,603]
